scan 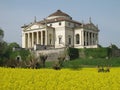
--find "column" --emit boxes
[91,33,93,45]
[88,32,90,46]
[90,32,92,45]
[82,31,84,46]
[97,34,98,44]
[41,31,43,45]
[32,32,34,47]
[24,33,26,48]
[27,33,29,48]
[95,33,98,45]
[85,31,87,46]
[87,32,88,46]
[30,33,32,48]
[24,33,27,48]
[83,31,85,46]
[93,33,95,45]
[37,31,39,44]
[94,33,96,45]
[45,30,48,45]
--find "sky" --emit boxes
[0,0,120,47]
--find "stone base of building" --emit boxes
[74,45,98,48]
[32,44,98,61]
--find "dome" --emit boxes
[46,10,72,20]
[48,10,70,17]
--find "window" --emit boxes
[76,34,80,44]
[68,22,71,26]
[68,35,71,45]
[59,37,62,44]
[50,39,52,44]
[50,24,52,26]
[58,35,62,44]
[59,22,61,26]
[49,34,52,45]
[69,37,71,44]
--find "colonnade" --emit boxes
[24,30,47,48]
[84,31,98,46]
[23,30,98,48]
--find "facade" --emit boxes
[21,10,99,49]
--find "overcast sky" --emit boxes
[0,0,120,47]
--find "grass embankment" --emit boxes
[46,57,120,69]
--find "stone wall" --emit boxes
[35,48,65,61]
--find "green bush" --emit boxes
[67,47,79,60]
[19,49,30,61]
[79,48,111,58]
[10,49,30,61]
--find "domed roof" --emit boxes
[48,10,71,17]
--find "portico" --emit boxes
[22,23,55,49]
[83,31,98,46]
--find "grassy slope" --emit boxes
[46,57,120,68]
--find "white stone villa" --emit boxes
[21,10,99,49]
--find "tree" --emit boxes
[0,28,5,55]
[8,42,20,50]
[0,42,8,66]
[110,44,118,49]
[5,42,20,59]
[39,54,47,68]
[0,28,4,38]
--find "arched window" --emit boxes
[76,34,80,44]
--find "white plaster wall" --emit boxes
[75,45,98,48]
[47,29,55,45]
[46,16,71,20]
[74,28,83,46]
[30,25,39,29]
[55,27,65,48]
[65,28,74,46]
[65,21,74,28]
[48,21,65,28]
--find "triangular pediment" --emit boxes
[30,24,39,29]
[25,23,46,31]
[84,23,98,31]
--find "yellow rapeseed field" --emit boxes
[0,67,120,90]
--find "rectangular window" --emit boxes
[68,22,71,26]
[69,37,71,44]
[50,39,52,45]
[59,37,62,44]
